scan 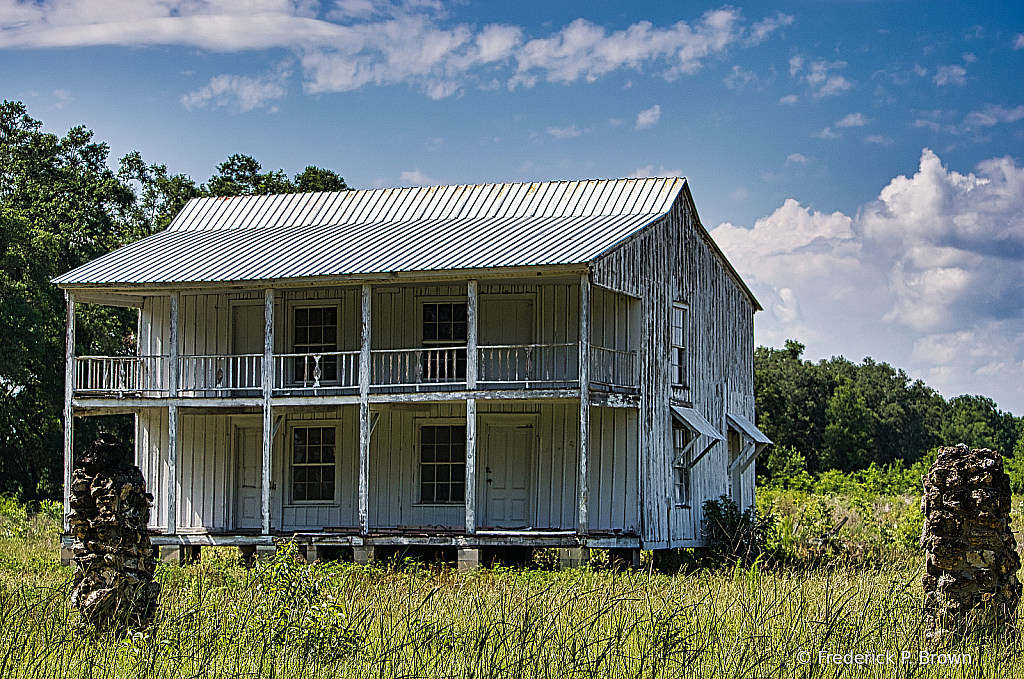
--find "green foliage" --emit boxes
[700,495,772,566]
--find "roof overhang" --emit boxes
[671,405,725,471]
[726,412,772,475]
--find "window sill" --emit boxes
[412,503,466,507]
[284,502,340,507]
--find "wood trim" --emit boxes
[465,397,477,535]
[261,288,274,535]
[358,283,371,535]
[63,292,75,533]
[578,272,590,536]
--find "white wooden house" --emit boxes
[54,177,769,567]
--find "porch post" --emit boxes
[578,273,590,536]
[358,283,371,536]
[167,291,179,535]
[261,289,274,536]
[465,280,477,535]
[63,292,75,533]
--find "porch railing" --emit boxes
[179,354,263,393]
[477,344,577,386]
[372,347,466,387]
[589,346,637,389]
[274,351,360,390]
[75,355,167,395]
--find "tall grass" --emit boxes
[0,503,1021,678]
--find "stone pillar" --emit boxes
[68,433,160,629]
[559,547,590,570]
[353,545,376,566]
[921,444,1021,643]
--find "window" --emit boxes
[292,426,336,501]
[294,306,338,384]
[672,425,692,507]
[671,304,688,387]
[421,302,467,381]
[419,425,466,503]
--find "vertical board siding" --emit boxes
[591,186,757,547]
[136,408,168,531]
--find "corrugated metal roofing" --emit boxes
[53,213,660,285]
[167,178,686,232]
[54,178,686,286]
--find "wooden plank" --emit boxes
[466,279,477,389]
[261,288,274,535]
[167,292,179,535]
[63,292,75,533]
[578,273,590,536]
[465,397,476,535]
[359,283,371,535]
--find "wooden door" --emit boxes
[479,298,533,383]
[231,304,264,389]
[235,426,263,530]
[480,423,533,528]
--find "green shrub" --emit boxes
[700,495,772,566]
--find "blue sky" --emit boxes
[3,1,1024,412]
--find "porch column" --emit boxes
[63,292,75,533]
[465,280,478,535]
[578,273,590,536]
[261,289,274,536]
[167,291,179,535]
[358,283,371,536]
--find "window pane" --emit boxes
[438,304,452,322]
[422,466,435,482]
[450,483,464,502]
[424,304,437,322]
[453,304,466,322]
[421,444,435,462]
[436,485,450,503]
[421,484,434,503]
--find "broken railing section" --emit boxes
[68,433,160,629]
[921,444,1021,643]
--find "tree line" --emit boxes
[755,340,1024,491]
[0,101,348,501]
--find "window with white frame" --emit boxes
[293,306,338,384]
[672,424,692,507]
[291,426,336,502]
[421,302,467,381]
[671,303,688,387]
[419,424,466,504]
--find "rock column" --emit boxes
[921,444,1021,642]
[68,433,160,628]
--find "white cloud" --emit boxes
[729,187,748,201]
[788,54,803,77]
[628,165,683,178]
[635,104,661,130]
[711,149,1024,410]
[723,65,757,90]
[801,59,853,98]
[962,104,1024,130]
[864,135,893,145]
[786,153,809,165]
[608,118,623,126]
[547,125,584,138]
[914,64,928,77]
[181,68,288,111]
[0,3,790,100]
[1015,34,1024,50]
[933,64,966,86]
[399,168,434,186]
[778,94,798,105]
[814,127,838,139]
[835,112,867,128]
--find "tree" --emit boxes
[821,379,875,471]
[294,166,349,193]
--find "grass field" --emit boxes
[1,505,1022,678]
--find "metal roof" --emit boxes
[670,406,725,441]
[166,178,686,232]
[54,178,686,286]
[726,413,772,445]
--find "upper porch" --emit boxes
[68,276,648,407]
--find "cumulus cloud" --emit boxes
[628,165,683,178]
[635,104,662,130]
[835,112,867,128]
[1014,34,1024,50]
[181,68,288,111]
[786,153,809,165]
[962,104,1024,130]
[712,149,1024,410]
[790,56,853,98]
[723,65,757,90]
[0,2,791,100]
[778,94,798,105]
[933,64,967,86]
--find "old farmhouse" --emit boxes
[54,177,770,568]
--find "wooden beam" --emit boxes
[358,283,371,536]
[261,288,274,536]
[167,292,179,536]
[578,272,590,536]
[465,398,476,535]
[63,292,75,533]
[466,279,477,390]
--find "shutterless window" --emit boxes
[422,302,467,380]
[672,425,691,507]
[420,425,466,503]
[671,304,688,387]
[292,426,336,502]
[294,306,338,383]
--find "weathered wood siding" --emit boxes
[591,186,757,548]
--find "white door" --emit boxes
[235,426,263,530]
[480,423,533,528]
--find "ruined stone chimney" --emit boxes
[921,444,1021,643]
[68,433,160,628]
